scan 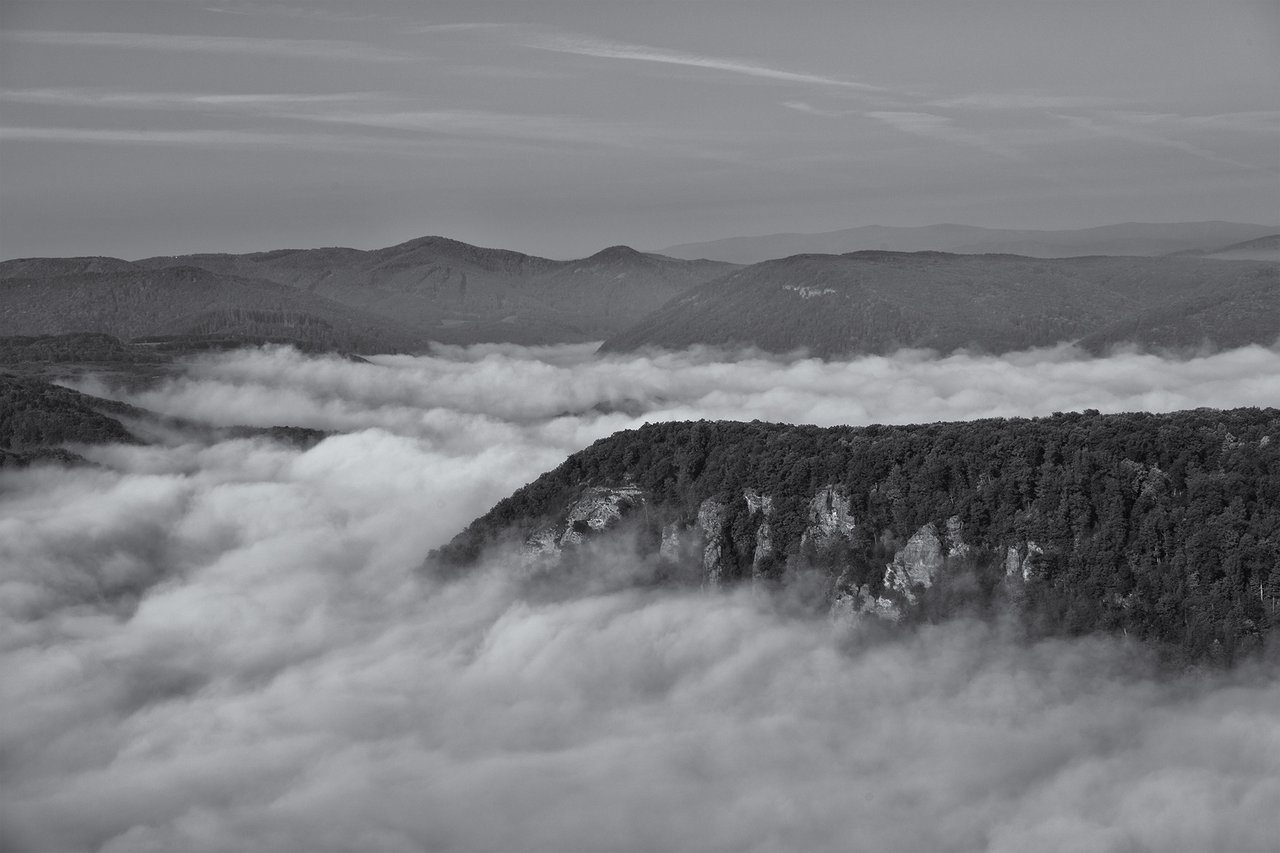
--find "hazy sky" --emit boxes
[1,0,1277,259]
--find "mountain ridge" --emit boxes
[661,221,1280,264]
[601,251,1280,356]
[1,237,737,348]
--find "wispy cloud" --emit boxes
[0,126,311,147]
[0,88,725,158]
[207,3,505,30]
[287,108,610,140]
[2,30,418,63]
[207,3,409,25]
[865,111,1026,160]
[278,108,701,152]
[781,100,857,118]
[1107,109,1280,136]
[0,89,382,110]
[528,33,885,92]
[929,93,1120,111]
[416,23,515,34]
[1052,112,1272,172]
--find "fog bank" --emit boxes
[5,344,1280,852]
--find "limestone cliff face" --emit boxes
[882,519,956,602]
[801,486,857,549]
[831,515,974,623]
[510,484,1040,625]
[697,497,728,587]
[509,480,1069,631]
[743,489,775,581]
[521,484,645,562]
[1004,541,1044,582]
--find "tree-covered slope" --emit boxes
[0,267,433,354]
[436,408,1280,662]
[0,373,142,466]
[0,333,168,366]
[134,237,738,345]
[600,252,1280,356]
[0,373,331,466]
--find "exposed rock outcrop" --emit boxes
[1004,541,1044,582]
[800,486,856,549]
[744,489,775,581]
[697,497,728,587]
[871,515,971,618]
[882,522,945,602]
[521,484,645,562]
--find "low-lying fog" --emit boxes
[4,344,1280,852]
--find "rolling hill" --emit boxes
[131,237,737,345]
[661,221,1280,265]
[0,267,434,354]
[1,237,736,350]
[1193,234,1280,263]
[601,252,1280,356]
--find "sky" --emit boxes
[1,0,1278,260]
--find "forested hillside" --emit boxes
[1,238,737,349]
[437,408,1280,662]
[601,252,1280,356]
[134,237,737,344]
[0,333,168,366]
[0,267,433,354]
[0,374,141,466]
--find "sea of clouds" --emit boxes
[3,343,1280,852]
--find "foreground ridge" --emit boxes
[436,408,1280,663]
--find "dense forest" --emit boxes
[0,333,168,366]
[0,373,140,454]
[437,408,1280,663]
[0,373,330,463]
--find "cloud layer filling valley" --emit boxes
[4,343,1280,852]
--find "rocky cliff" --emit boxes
[433,409,1280,662]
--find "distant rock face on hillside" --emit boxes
[600,252,1280,356]
[433,410,1280,663]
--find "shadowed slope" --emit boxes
[602,252,1280,356]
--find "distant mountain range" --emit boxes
[130,238,734,345]
[661,222,1280,264]
[2,225,1276,358]
[601,252,1280,356]
[0,239,735,353]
